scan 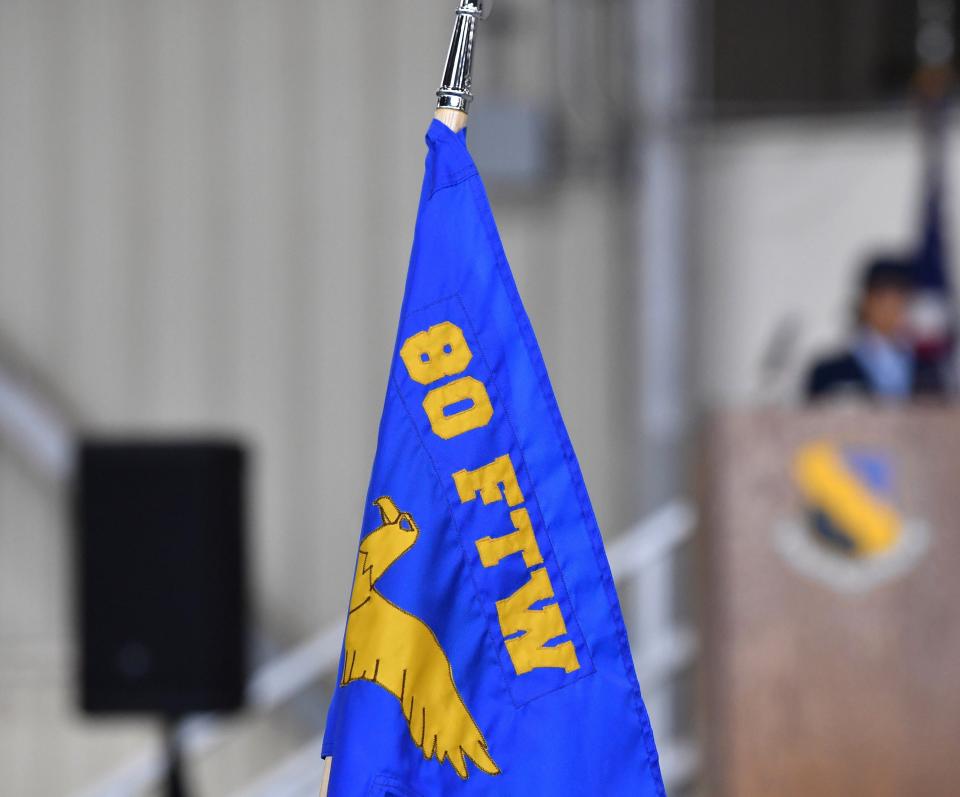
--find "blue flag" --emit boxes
[322,120,664,797]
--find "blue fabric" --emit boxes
[322,120,664,797]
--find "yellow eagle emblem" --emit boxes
[341,497,500,779]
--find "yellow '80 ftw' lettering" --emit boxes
[400,321,473,385]
[422,377,493,440]
[400,321,493,440]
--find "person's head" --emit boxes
[856,257,914,338]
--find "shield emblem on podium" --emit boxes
[775,440,930,593]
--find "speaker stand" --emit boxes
[163,718,191,797]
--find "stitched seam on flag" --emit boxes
[425,122,478,198]
[394,293,597,707]
[429,165,479,199]
[464,174,667,794]
[449,293,597,682]
[454,285,609,704]
[384,375,515,710]
[370,773,426,797]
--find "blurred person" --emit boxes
[805,257,946,401]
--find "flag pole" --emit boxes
[434,0,491,133]
[914,0,954,184]
[319,5,491,794]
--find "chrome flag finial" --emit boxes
[436,0,492,115]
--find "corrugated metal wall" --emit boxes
[0,2,635,792]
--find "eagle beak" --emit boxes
[374,496,401,525]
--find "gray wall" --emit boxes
[0,2,637,792]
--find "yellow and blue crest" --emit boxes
[776,440,930,593]
[793,441,902,557]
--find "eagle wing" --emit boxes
[342,593,500,779]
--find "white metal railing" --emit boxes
[0,354,74,483]
[74,499,697,797]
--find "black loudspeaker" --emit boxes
[75,440,247,716]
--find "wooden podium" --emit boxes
[701,407,960,797]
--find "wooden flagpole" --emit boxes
[434,106,469,134]
[319,3,488,792]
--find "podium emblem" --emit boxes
[775,441,930,593]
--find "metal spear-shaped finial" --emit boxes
[436,0,491,120]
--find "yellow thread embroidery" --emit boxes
[341,497,500,780]
[452,455,525,507]
[399,321,473,385]
[422,376,494,440]
[495,567,581,675]
[475,508,544,570]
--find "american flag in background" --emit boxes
[909,113,958,391]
